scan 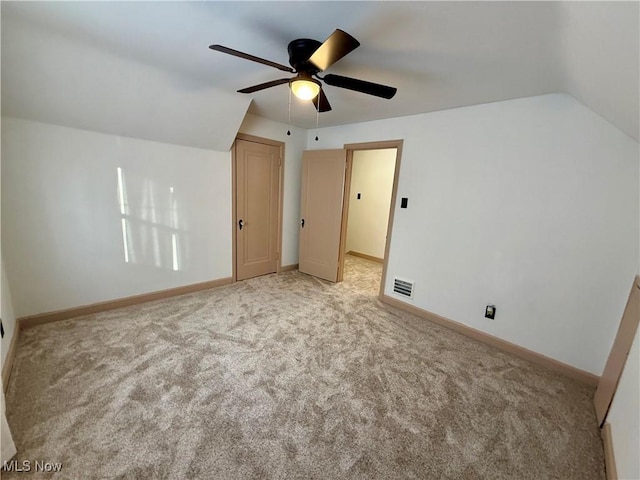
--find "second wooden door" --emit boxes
[299,149,347,282]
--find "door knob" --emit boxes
[301,218,305,228]
[239,219,244,230]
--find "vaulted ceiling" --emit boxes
[2,1,638,148]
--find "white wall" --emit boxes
[2,118,233,318]
[0,257,17,369]
[238,113,306,267]
[309,93,639,375]
[0,127,18,370]
[346,149,396,259]
[607,326,639,480]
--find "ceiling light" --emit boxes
[290,78,320,100]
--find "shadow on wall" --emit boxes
[116,166,185,271]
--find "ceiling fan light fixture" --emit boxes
[290,78,321,100]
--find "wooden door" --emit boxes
[299,149,347,282]
[594,276,640,425]
[235,139,281,281]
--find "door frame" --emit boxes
[231,133,285,282]
[338,140,403,300]
[594,275,640,425]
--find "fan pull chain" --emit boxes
[286,88,292,136]
[315,97,319,141]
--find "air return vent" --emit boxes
[393,278,414,298]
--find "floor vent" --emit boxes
[393,278,414,298]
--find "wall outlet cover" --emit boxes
[485,305,496,319]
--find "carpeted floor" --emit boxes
[4,255,605,479]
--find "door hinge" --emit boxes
[279,157,282,167]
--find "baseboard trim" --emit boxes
[601,423,618,480]
[281,264,299,272]
[2,324,20,392]
[346,251,384,264]
[381,295,599,387]
[19,277,234,330]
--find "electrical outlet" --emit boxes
[485,305,496,320]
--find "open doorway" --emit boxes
[338,141,403,299]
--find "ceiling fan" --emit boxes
[209,29,397,112]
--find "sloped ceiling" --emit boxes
[2,1,638,146]
[1,10,252,151]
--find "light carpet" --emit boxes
[4,255,604,479]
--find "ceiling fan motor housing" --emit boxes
[287,39,322,73]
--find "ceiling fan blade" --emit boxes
[308,29,360,71]
[312,88,332,112]
[237,78,291,94]
[209,44,294,73]
[323,74,397,99]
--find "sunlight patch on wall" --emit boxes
[117,167,127,215]
[117,167,132,263]
[116,167,183,271]
[170,186,180,271]
[141,178,162,268]
[172,233,179,271]
[121,218,130,263]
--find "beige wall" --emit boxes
[345,149,396,259]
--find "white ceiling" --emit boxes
[2,1,638,142]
